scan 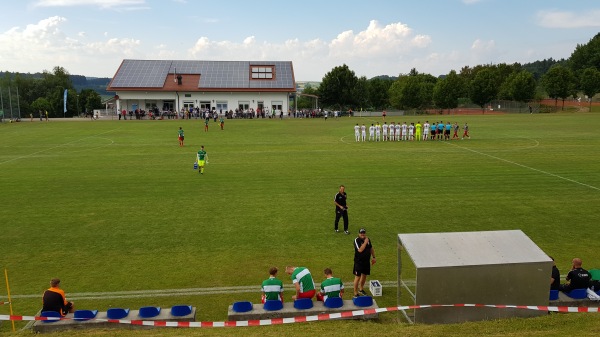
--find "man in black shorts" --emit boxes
[334,185,349,234]
[353,228,376,297]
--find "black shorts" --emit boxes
[353,261,370,276]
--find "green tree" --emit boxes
[498,71,537,111]
[79,89,103,114]
[433,70,463,112]
[30,97,52,115]
[42,66,74,117]
[297,85,319,110]
[388,69,436,111]
[354,76,369,111]
[580,67,600,110]
[541,65,575,110]
[569,33,600,72]
[319,64,358,111]
[367,77,392,110]
[469,67,499,112]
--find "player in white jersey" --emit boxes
[382,122,388,141]
[401,122,408,141]
[360,124,366,142]
[423,121,430,141]
[375,123,381,142]
[394,123,401,141]
[354,124,360,142]
[388,122,395,141]
[408,123,415,141]
[368,124,375,141]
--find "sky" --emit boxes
[1,0,599,81]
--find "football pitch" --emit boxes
[1,113,600,336]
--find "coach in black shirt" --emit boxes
[353,228,376,297]
[334,185,349,234]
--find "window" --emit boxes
[238,101,250,111]
[271,101,283,112]
[250,66,275,80]
[216,101,228,111]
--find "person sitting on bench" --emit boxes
[42,278,74,316]
[261,267,284,303]
[559,258,591,292]
[285,266,316,300]
[316,268,344,301]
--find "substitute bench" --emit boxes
[227,298,379,321]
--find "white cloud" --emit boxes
[536,9,600,28]
[328,20,430,58]
[0,16,519,79]
[462,0,483,4]
[0,16,142,76]
[185,20,432,79]
[471,39,496,52]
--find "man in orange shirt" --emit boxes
[42,278,74,316]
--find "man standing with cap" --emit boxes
[353,228,376,297]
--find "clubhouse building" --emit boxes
[106,60,296,115]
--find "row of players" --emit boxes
[354,121,470,142]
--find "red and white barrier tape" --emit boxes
[0,302,9,305]
[0,304,598,328]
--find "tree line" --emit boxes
[0,66,105,119]
[299,33,600,113]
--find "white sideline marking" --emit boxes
[1,281,403,301]
[445,141,600,192]
[0,129,119,165]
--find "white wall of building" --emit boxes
[116,91,291,114]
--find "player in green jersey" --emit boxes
[316,268,344,302]
[261,267,284,303]
[286,265,316,300]
[177,127,184,147]
[197,145,207,174]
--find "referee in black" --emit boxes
[334,185,349,234]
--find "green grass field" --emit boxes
[1,113,600,336]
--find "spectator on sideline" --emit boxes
[42,278,74,316]
[550,256,560,291]
[559,258,591,292]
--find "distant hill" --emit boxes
[69,75,112,97]
[0,71,111,97]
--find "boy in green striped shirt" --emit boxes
[317,268,344,301]
[261,267,284,303]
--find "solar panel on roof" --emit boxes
[110,60,294,89]
[111,60,171,88]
